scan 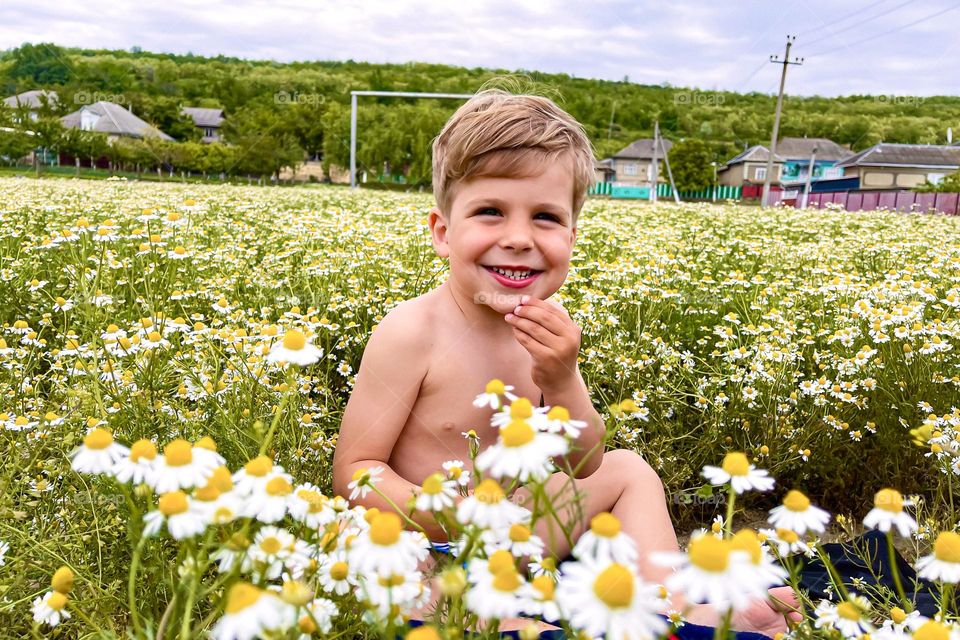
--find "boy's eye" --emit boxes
[536,212,561,222]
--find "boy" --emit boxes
[332,90,795,636]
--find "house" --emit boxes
[594,158,614,184]
[777,137,851,183]
[3,89,59,121]
[61,101,174,142]
[181,107,224,143]
[717,145,784,187]
[602,138,673,186]
[834,143,960,190]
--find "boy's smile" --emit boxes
[429,160,578,317]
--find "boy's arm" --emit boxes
[542,367,605,478]
[331,304,448,541]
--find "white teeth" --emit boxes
[491,267,533,280]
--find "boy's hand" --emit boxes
[504,295,581,394]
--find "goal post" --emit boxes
[350,90,475,188]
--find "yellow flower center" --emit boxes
[502,419,535,447]
[378,573,405,587]
[914,621,950,640]
[783,490,811,512]
[532,575,555,600]
[147,331,162,343]
[689,535,731,572]
[44,412,59,422]
[891,607,907,625]
[159,491,189,516]
[369,512,403,546]
[447,466,463,479]
[207,466,233,492]
[407,625,443,640]
[590,512,622,538]
[934,531,960,563]
[777,528,800,544]
[195,436,217,451]
[509,524,532,542]
[265,476,292,496]
[547,406,570,422]
[48,592,68,611]
[488,550,515,575]
[492,568,521,592]
[84,428,113,450]
[721,452,750,476]
[731,529,763,564]
[195,484,220,502]
[282,329,307,351]
[297,488,325,512]
[837,602,861,621]
[299,615,317,634]
[14,417,28,426]
[592,563,633,608]
[224,583,263,614]
[130,439,157,463]
[474,479,506,504]
[875,488,904,513]
[163,439,193,466]
[485,379,506,394]
[422,473,445,495]
[244,455,272,477]
[51,566,74,594]
[510,398,533,419]
[330,561,349,580]
[539,557,557,573]
[260,536,283,555]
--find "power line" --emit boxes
[802,0,918,47]
[806,1,960,57]
[795,0,894,37]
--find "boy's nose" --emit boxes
[499,220,534,251]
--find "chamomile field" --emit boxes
[2,176,960,638]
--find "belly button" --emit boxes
[441,421,455,431]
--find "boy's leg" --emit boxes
[514,448,682,584]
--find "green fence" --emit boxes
[589,182,742,201]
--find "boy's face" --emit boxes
[428,160,577,315]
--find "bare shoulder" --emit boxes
[369,293,434,355]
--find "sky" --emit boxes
[1,0,958,98]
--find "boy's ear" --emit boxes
[427,207,450,259]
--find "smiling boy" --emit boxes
[332,89,796,636]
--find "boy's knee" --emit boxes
[605,449,663,491]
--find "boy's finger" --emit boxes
[506,314,557,345]
[511,304,566,337]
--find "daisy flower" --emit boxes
[288,483,336,528]
[916,531,960,582]
[266,329,323,366]
[759,527,813,557]
[543,405,587,438]
[527,574,562,622]
[296,597,339,636]
[814,594,873,638]
[211,582,295,640]
[456,479,529,529]
[143,491,208,539]
[346,465,383,501]
[232,455,281,497]
[482,522,545,559]
[241,469,295,523]
[317,551,355,596]
[112,438,158,485]
[442,459,470,487]
[244,526,298,581]
[474,418,566,482]
[71,427,130,475]
[465,549,534,620]
[32,590,71,628]
[729,529,788,591]
[150,438,219,493]
[653,532,763,612]
[0,540,8,566]
[555,556,667,640]
[358,568,429,621]
[491,397,548,431]
[415,473,457,512]
[473,378,517,410]
[768,489,831,535]
[702,452,775,494]
[863,488,917,537]
[194,467,243,524]
[348,511,429,577]
[572,512,638,565]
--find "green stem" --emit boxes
[886,531,912,611]
[369,484,428,536]
[724,486,736,538]
[942,583,953,619]
[258,370,296,455]
[128,534,148,635]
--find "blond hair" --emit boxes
[432,89,595,221]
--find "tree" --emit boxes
[60,128,108,175]
[7,43,73,85]
[668,139,714,192]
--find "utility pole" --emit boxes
[761,36,803,208]
[800,146,817,208]
[607,102,616,139]
[650,120,659,203]
[659,135,681,204]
